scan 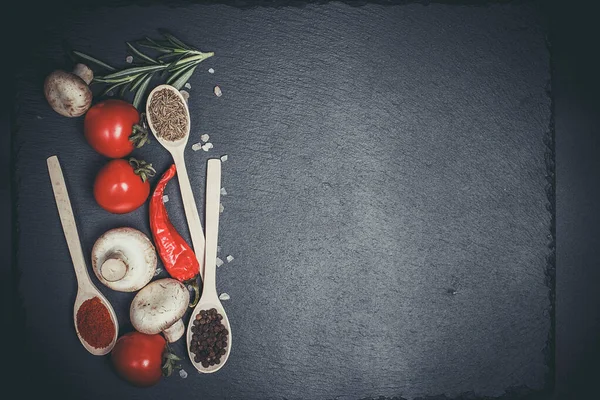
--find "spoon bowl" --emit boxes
[74,289,119,355]
[187,159,231,373]
[146,84,206,282]
[47,156,119,355]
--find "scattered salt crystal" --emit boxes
[219,293,230,301]
[219,203,224,214]
[208,68,215,74]
[179,369,188,379]
[179,89,189,103]
[226,255,234,263]
[184,82,191,89]
[202,142,213,152]
[214,85,222,97]
[220,154,228,162]
[162,195,169,203]
[200,134,210,143]
[126,55,133,63]
[217,245,221,253]
[220,187,227,196]
[216,257,224,267]
[36,115,42,119]
[153,267,163,276]
[191,142,202,151]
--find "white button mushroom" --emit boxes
[91,227,157,292]
[130,278,190,343]
[44,63,93,117]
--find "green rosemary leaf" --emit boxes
[129,73,150,92]
[94,75,136,84]
[133,74,153,110]
[73,51,116,72]
[170,52,214,69]
[100,81,127,97]
[136,42,172,53]
[119,83,129,97]
[166,64,193,85]
[102,64,166,80]
[126,42,159,65]
[171,65,197,90]
[160,31,193,51]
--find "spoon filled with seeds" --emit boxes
[146,85,205,281]
[187,159,232,373]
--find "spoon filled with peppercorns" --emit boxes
[187,159,232,373]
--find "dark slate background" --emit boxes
[10,2,554,400]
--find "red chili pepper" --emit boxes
[150,164,200,306]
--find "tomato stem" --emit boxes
[129,157,156,183]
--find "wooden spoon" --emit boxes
[187,159,232,373]
[146,84,205,281]
[47,156,118,355]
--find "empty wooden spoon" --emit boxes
[47,156,118,355]
[187,159,232,373]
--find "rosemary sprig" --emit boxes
[74,31,214,110]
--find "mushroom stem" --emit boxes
[101,251,128,282]
[162,319,185,343]
[72,63,93,85]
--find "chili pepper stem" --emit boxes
[188,279,200,308]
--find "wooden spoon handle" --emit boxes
[47,156,92,290]
[203,159,221,298]
[172,151,206,280]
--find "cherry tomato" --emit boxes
[94,158,153,214]
[111,332,166,387]
[84,99,146,158]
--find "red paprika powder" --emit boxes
[76,297,115,349]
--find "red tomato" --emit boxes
[94,159,151,214]
[111,332,166,387]
[84,100,141,158]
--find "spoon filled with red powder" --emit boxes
[48,156,119,355]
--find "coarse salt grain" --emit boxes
[126,55,133,63]
[153,267,163,276]
[184,82,191,89]
[208,68,215,74]
[216,257,224,267]
[162,195,169,203]
[191,143,202,151]
[200,133,210,142]
[220,187,227,196]
[220,154,228,162]
[214,85,222,97]
[219,293,230,301]
[179,90,190,103]
[217,245,221,253]
[219,203,224,213]
[226,255,234,263]
[202,142,213,152]
[179,369,188,379]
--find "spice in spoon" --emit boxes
[148,88,188,141]
[76,297,115,348]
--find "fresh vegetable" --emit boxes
[91,227,157,292]
[73,31,214,109]
[94,158,155,214]
[130,278,189,343]
[84,99,149,158]
[111,331,182,387]
[150,164,200,306]
[44,64,93,117]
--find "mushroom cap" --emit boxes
[91,227,157,292]
[130,278,189,335]
[44,69,92,117]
